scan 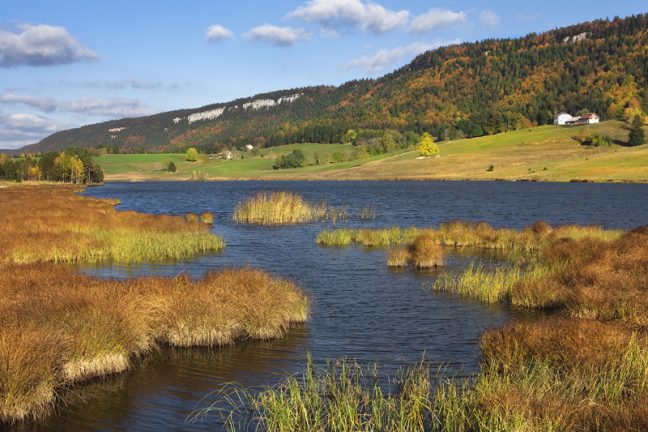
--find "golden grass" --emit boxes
[0,185,309,424]
[233,191,338,225]
[386,248,410,268]
[0,185,224,264]
[410,234,445,269]
[0,264,308,424]
[317,221,621,253]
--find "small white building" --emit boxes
[244,144,254,152]
[554,112,575,125]
[579,113,600,124]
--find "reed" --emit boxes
[434,319,648,431]
[191,357,436,432]
[386,248,410,268]
[410,234,445,269]
[316,221,622,252]
[233,191,342,225]
[0,186,224,264]
[0,264,309,424]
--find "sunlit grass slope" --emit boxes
[98,121,648,182]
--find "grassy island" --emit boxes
[0,185,309,425]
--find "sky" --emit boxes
[0,1,645,149]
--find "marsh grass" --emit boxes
[0,264,308,424]
[386,248,410,268]
[410,234,445,269]
[191,357,437,432]
[0,186,308,424]
[317,221,622,252]
[0,186,224,264]
[233,191,346,225]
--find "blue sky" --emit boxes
[0,0,645,148]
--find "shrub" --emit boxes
[167,161,177,172]
[417,132,439,157]
[186,147,198,162]
[273,150,306,169]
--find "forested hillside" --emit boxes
[21,13,648,154]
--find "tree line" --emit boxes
[0,148,104,184]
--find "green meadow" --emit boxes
[97,121,648,182]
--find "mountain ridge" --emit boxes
[18,13,648,154]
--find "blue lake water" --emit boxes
[23,180,648,431]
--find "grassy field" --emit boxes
[97,121,648,182]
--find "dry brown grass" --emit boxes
[386,248,410,268]
[0,263,308,424]
[0,185,308,425]
[410,234,445,268]
[0,185,224,264]
[512,227,648,327]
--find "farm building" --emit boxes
[555,112,600,126]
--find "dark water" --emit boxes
[26,181,648,431]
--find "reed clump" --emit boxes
[317,221,621,255]
[410,234,445,269]
[0,263,309,424]
[0,186,224,264]
[386,248,410,268]
[434,319,648,431]
[233,191,344,225]
[192,357,436,432]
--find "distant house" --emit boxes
[245,144,254,152]
[554,112,575,125]
[555,112,600,126]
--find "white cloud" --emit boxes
[0,23,97,67]
[0,93,57,112]
[64,98,154,117]
[409,9,466,34]
[244,24,309,47]
[287,0,409,34]
[78,79,186,90]
[205,24,234,42]
[0,111,61,148]
[479,11,500,28]
[0,92,154,118]
[347,40,459,72]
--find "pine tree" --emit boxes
[628,116,645,146]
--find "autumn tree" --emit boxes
[417,132,440,157]
[186,147,199,162]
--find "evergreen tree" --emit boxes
[628,116,645,146]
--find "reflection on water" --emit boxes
[20,180,648,431]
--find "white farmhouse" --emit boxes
[554,112,575,125]
[579,113,600,124]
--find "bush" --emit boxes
[167,161,177,172]
[273,150,306,169]
[417,132,440,157]
[186,147,198,162]
[582,133,612,147]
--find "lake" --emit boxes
[23,180,648,431]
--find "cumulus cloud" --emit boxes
[205,24,234,42]
[479,11,500,28]
[0,92,154,118]
[0,111,61,148]
[0,23,97,67]
[409,9,466,34]
[347,40,459,72]
[287,0,409,34]
[244,24,309,47]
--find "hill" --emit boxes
[99,121,648,182]
[20,13,648,155]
